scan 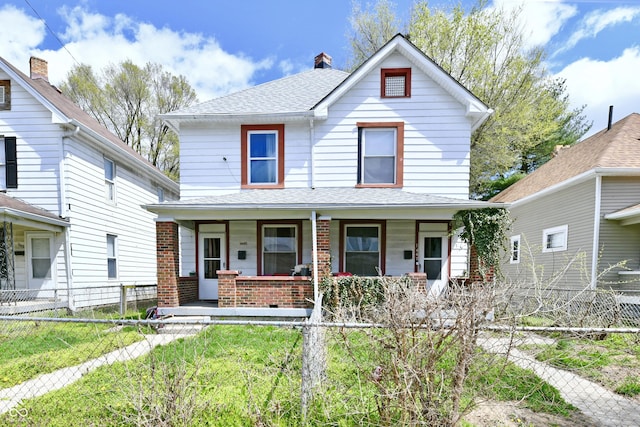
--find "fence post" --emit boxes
[301,293,326,421]
[120,284,126,316]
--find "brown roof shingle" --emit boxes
[491,113,640,203]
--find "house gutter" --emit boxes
[590,175,602,290]
[310,211,319,302]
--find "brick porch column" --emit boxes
[156,220,179,307]
[468,244,494,284]
[315,216,332,283]
[217,270,240,308]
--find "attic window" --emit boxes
[381,68,411,98]
[0,80,10,110]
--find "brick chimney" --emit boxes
[29,57,48,81]
[314,52,332,69]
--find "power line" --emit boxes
[23,0,81,67]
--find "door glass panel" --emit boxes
[203,238,221,279]
[204,260,220,279]
[32,237,52,279]
[424,237,442,258]
[423,237,442,281]
[424,260,442,280]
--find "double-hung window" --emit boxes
[357,122,404,187]
[342,222,386,276]
[104,158,115,202]
[543,225,568,253]
[259,222,300,275]
[241,124,285,188]
[107,234,118,279]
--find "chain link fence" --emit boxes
[0,285,639,426]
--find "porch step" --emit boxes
[156,315,211,335]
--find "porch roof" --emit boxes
[0,193,69,230]
[146,187,500,214]
[605,202,640,226]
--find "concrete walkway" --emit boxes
[0,333,188,415]
[478,333,640,427]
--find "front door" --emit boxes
[418,232,448,296]
[198,233,225,300]
[26,233,55,290]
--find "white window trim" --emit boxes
[104,158,116,203]
[248,130,279,185]
[510,235,521,264]
[107,234,118,279]
[542,225,568,253]
[359,128,397,185]
[0,86,4,104]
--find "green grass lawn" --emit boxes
[532,332,640,397]
[0,324,580,426]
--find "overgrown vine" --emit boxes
[452,207,511,280]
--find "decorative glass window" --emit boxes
[357,122,404,187]
[241,124,285,188]
[344,225,381,276]
[107,234,117,279]
[381,68,411,98]
[104,158,115,202]
[510,235,521,264]
[262,225,298,275]
[543,225,568,252]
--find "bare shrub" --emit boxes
[328,276,497,426]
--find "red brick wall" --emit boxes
[218,271,313,308]
[156,221,180,307]
[468,244,494,283]
[316,218,332,281]
[178,276,198,304]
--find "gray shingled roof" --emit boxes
[491,113,640,203]
[164,68,349,116]
[0,193,68,225]
[148,188,495,210]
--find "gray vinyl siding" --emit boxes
[503,179,596,289]
[598,176,640,290]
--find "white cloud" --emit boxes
[490,0,577,48]
[560,6,640,54]
[0,5,274,101]
[555,47,640,137]
[0,4,46,63]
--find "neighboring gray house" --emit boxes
[491,113,640,291]
[0,56,179,311]
[147,34,497,315]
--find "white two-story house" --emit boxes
[0,56,179,312]
[146,34,496,316]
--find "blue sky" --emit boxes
[1,0,639,137]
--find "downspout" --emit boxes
[309,118,316,189]
[590,175,602,290]
[311,210,319,302]
[61,125,79,311]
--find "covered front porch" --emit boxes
[149,188,495,316]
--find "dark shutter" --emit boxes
[356,127,363,184]
[5,136,17,188]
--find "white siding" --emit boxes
[177,53,472,199]
[313,52,471,198]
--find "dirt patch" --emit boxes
[464,400,595,427]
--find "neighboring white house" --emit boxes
[146,34,498,314]
[0,56,179,311]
